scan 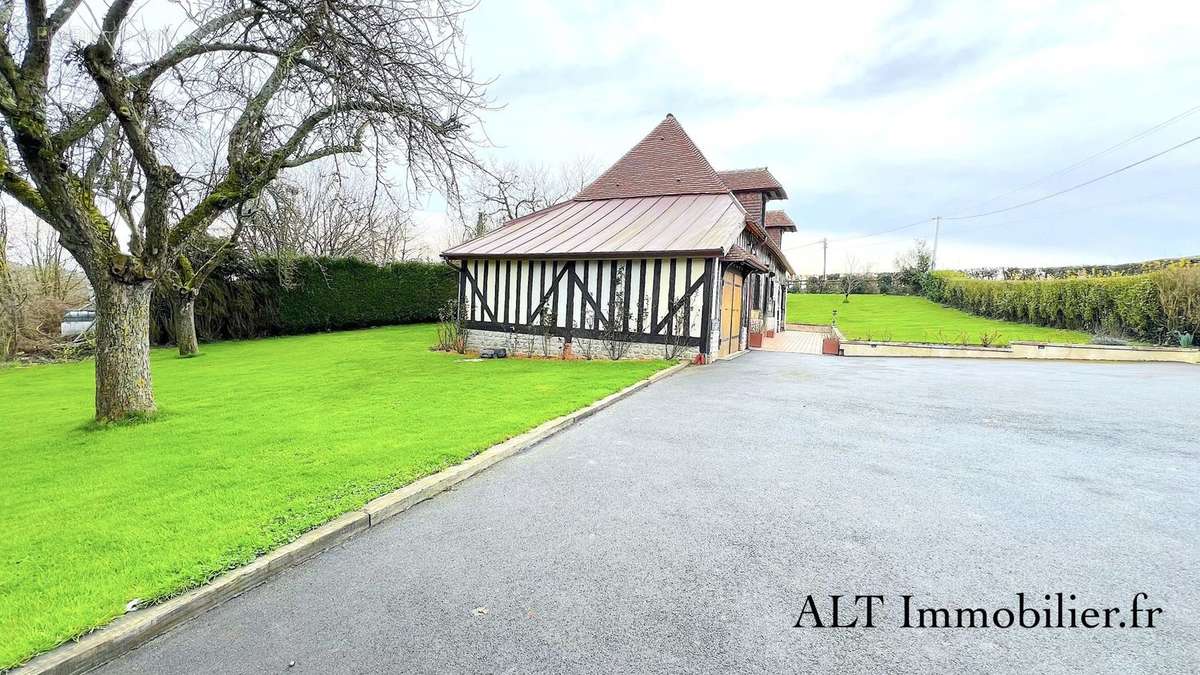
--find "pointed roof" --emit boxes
[765,209,797,231]
[718,167,787,200]
[574,114,730,200]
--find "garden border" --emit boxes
[17,360,690,675]
[839,339,1198,364]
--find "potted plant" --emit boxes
[748,317,765,348]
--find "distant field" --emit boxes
[787,294,1092,346]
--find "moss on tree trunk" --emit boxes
[174,294,199,357]
[94,279,156,421]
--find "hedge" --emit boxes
[792,272,911,295]
[924,269,1197,343]
[959,255,1200,281]
[151,255,457,345]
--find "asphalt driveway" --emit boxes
[101,353,1199,673]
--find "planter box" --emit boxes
[748,332,764,348]
[822,337,841,355]
[765,329,775,338]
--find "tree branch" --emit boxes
[46,0,83,32]
[53,7,262,149]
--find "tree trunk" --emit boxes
[175,293,199,357]
[94,279,157,422]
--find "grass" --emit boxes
[0,325,671,668]
[788,293,1092,346]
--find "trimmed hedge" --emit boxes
[924,270,1191,342]
[151,255,456,345]
[793,272,910,295]
[960,255,1200,281]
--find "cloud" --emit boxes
[460,0,1200,272]
[830,39,994,99]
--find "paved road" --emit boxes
[101,354,1199,674]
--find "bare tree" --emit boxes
[841,255,872,303]
[455,155,599,241]
[0,0,485,420]
[22,221,85,300]
[241,170,423,264]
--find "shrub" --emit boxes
[926,265,1199,344]
[433,298,469,353]
[151,255,456,344]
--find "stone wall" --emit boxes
[465,328,697,362]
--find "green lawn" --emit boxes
[788,293,1092,346]
[0,325,670,668]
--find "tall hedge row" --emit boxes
[924,270,1192,342]
[150,255,456,345]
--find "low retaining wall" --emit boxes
[1009,341,1200,364]
[840,339,1199,364]
[785,323,835,335]
[841,341,1013,359]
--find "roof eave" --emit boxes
[442,248,726,261]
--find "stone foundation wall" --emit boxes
[465,328,698,362]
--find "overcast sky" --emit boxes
[422,0,1200,273]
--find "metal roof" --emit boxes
[442,193,747,259]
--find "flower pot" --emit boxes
[822,337,841,355]
[749,332,764,348]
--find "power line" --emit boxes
[943,134,1200,221]
[792,184,1197,274]
[785,107,1200,268]
[828,217,935,244]
[940,102,1200,215]
[943,184,1196,236]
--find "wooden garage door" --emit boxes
[719,269,743,357]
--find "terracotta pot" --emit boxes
[749,332,764,348]
[822,337,841,355]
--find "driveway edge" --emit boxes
[18,360,689,675]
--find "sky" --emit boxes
[413,0,1200,274]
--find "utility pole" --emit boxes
[821,237,828,289]
[931,217,941,271]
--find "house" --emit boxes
[441,114,795,362]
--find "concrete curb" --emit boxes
[840,339,1199,364]
[17,360,690,675]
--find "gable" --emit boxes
[575,114,729,200]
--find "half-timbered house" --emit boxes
[441,114,796,362]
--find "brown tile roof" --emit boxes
[720,245,769,272]
[574,115,729,200]
[717,167,787,199]
[764,209,797,231]
[443,113,796,277]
